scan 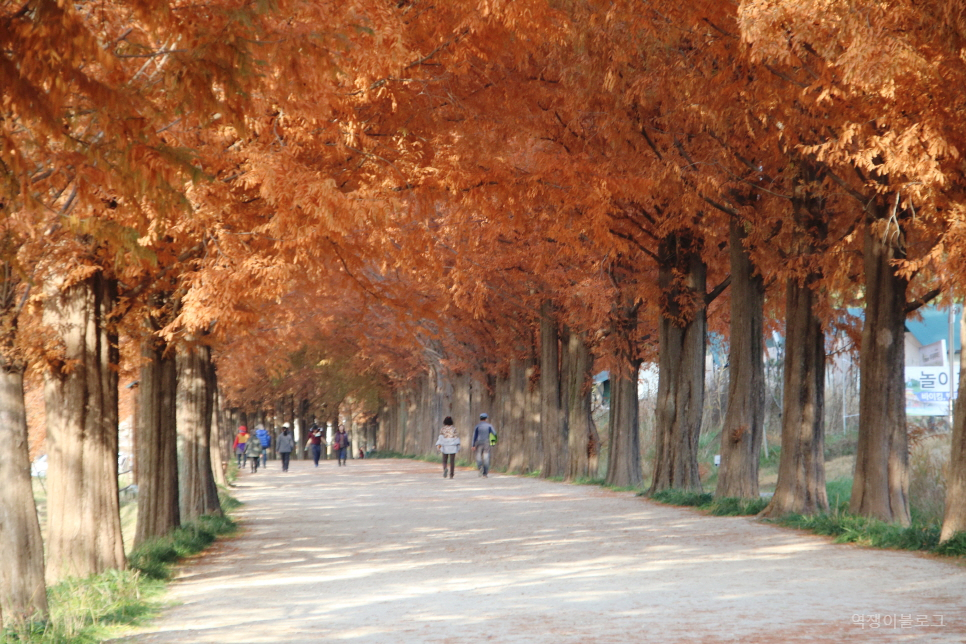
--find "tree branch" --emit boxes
[705,275,732,305]
[906,288,942,315]
[609,229,659,261]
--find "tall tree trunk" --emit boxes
[44,272,126,582]
[605,359,643,487]
[851,213,911,525]
[209,372,228,488]
[716,220,765,499]
[540,300,567,478]
[564,328,598,481]
[501,363,525,473]
[760,278,828,517]
[296,398,309,460]
[0,360,48,625]
[177,343,222,521]
[942,309,966,541]
[651,233,707,493]
[524,356,543,472]
[134,334,180,546]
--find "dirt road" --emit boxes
[126,459,966,643]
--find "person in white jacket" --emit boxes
[435,416,461,479]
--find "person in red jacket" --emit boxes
[232,426,250,468]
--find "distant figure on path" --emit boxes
[472,413,497,478]
[435,416,461,479]
[255,424,272,468]
[306,423,325,467]
[232,426,249,468]
[244,435,263,473]
[277,424,295,472]
[334,425,350,466]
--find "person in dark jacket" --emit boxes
[244,436,263,473]
[472,413,497,478]
[334,425,350,466]
[276,424,295,472]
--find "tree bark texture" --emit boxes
[43,272,126,582]
[605,360,643,487]
[524,359,543,473]
[134,336,180,546]
[0,362,48,625]
[563,328,598,481]
[489,371,510,472]
[715,220,765,499]
[651,234,708,493]
[177,343,222,521]
[761,278,829,517]
[540,301,568,478]
[942,310,966,541]
[377,399,390,451]
[451,372,472,441]
[296,398,309,460]
[209,374,229,488]
[501,362,526,473]
[850,215,911,525]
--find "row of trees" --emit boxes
[3,0,966,630]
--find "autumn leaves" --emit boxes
[4,0,966,630]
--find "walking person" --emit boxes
[244,434,263,473]
[306,422,325,467]
[255,423,272,468]
[472,413,497,478]
[334,425,350,466]
[232,426,250,468]
[435,416,461,478]
[277,424,295,472]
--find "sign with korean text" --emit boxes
[905,366,959,416]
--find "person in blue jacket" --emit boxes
[255,424,272,468]
[472,413,497,478]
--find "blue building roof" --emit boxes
[906,306,962,353]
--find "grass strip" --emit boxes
[2,570,166,644]
[772,512,966,556]
[128,512,237,581]
[644,488,768,516]
[645,485,966,558]
[3,492,242,643]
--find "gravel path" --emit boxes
[125,458,966,643]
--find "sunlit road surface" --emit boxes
[123,458,966,643]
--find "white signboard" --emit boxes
[905,366,959,416]
[919,340,947,367]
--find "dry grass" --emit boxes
[909,434,949,525]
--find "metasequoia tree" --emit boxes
[176,342,221,520]
[43,266,126,581]
[739,0,960,523]
[539,301,567,478]
[944,297,966,541]
[650,231,711,492]
[563,326,599,481]
[0,259,47,625]
[760,172,834,517]
[715,220,765,499]
[134,308,180,544]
